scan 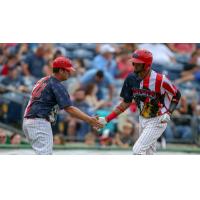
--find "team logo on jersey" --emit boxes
[132,88,156,99]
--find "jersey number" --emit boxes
[32,78,48,99]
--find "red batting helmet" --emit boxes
[52,56,75,72]
[130,49,153,71]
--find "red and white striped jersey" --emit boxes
[120,70,178,118]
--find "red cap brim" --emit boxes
[69,67,76,72]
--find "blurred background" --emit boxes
[0,43,200,154]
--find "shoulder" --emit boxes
[151,70,165,81]
[49,77,63,88]
[125,73,140,82]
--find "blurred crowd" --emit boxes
[0,43,200,148]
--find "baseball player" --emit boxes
[23,56,103,155]
[99,49,181,155]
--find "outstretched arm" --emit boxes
[64,106,103,129]
[104,100,131,123]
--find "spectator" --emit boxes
[92,44,118,78]
[80,69,114,101]
[174,69,200,84]
[22,45,46,79]
[0,129,7,144]
[167,43,196,55]
[1,54,18,76]
[73,58,86,77]
[181,49,200,73]
[113,122,135,148]
[0,65,29,93]
[164,96,194,141]
[116,50,133,79]
[85,83,111,111]
[10,132,21,145]
[53,134,65,145]
[120,43,138,53]
[71,88,93,140]
[84,130,96,146]
[43,59,53,76]
[65,119,79,143]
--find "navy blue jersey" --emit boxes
[24,76,72,121]
[120,73,142,103]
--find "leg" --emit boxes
[132,119,167,155]
[146,142,157,155]
[23,119,53,155]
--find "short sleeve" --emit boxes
[51,82,72,109]
[120,76,133,103]
[161,75,177,96]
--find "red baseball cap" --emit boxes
[52,56,75,72]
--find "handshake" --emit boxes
[88,116,108,130]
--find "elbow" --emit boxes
[64,106,74,114]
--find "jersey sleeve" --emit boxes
[120,76,133,103]
[51,82,73,109]
[161,75,177,96]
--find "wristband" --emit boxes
[105,112,118,122]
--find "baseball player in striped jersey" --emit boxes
[23,56,103,155]
[99,49,181,155]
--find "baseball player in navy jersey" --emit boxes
[23,56,103,155]
[99,49,181,155]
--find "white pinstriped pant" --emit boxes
[23,118,53,155]
[132,115,167,155]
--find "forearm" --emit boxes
[65,106,91,123]
[106,101,131,122]
[168,90,181,114]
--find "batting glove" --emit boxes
[159,113,171,124]
[98,117,107,126]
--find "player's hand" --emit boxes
[88,116,104,129]
[93,117,107,131]
[98,117,107,126]
[159,113,171,124]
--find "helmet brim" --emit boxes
[129,57,145,64]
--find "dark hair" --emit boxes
[96,70,104,78]
[53,68,60,73]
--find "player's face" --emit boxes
[132,62,145,73]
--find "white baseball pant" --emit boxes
[132,115,167,155]
[23,118,53,155]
